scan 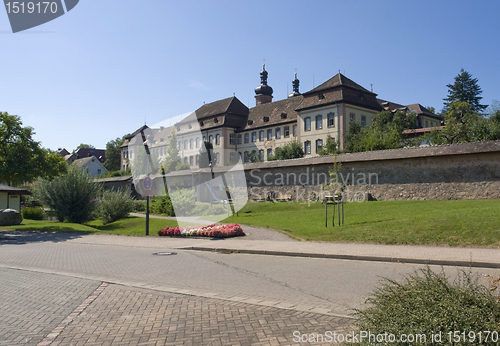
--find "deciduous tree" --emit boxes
[345,110,417,153]
[162,131,189,172]
[318,134,338,156]
[74,143,95,151]
[267,139,304,161]
[0,112,64,186]
[104,137,124,172]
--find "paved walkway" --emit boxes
[128,213,500,268]
[17,230,496,269]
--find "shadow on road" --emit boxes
[0,230,90,244]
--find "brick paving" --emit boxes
[51,283,353,346]
[0,267,100,346]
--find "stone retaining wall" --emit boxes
[243,141,500,201]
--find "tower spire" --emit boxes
[254,64,273,105]
[288,72,301,98]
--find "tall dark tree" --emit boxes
[443,68,487,113]
[104,137,124,172]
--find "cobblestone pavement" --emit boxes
[0,267,100,346]
[51,284,352,346]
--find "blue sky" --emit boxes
[1,0,499,151]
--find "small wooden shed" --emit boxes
[0,185,31,212]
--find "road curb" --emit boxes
[182,246,500,269]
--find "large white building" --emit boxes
[121,66,442,169]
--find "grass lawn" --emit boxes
[1,216,180,237]
[220,199,500,247]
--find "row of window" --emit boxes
[303,112,368,131]
[240,137,326,162]
[127,137,330,167]
[177,134,223,151]
[122,150,134,160]
[304,113,336,131]
[182,152,222,166]
[303,139,325,155]
[242,149,273,163]
[239,125,298,144]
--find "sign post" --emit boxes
[143,177,152,236]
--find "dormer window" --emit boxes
[214,118,219,123]
[281,113,287,119]
[318,93,325,100]
[247,120,253,125]
[263,116,269,123]
[199,121,204,126]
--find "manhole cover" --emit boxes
[152,252,177,256]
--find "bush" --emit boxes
[33,166,100,223]
[99,188,134,224]
[170,189,195,216]
[132,200,146,212]
[352,268,500,345]
[192,203,228,216]
[150,195,174,216]
[21,206,45,220]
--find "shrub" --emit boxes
[132,200,146,212]
[150,195,174,216]
[99,188,134,224]
[192,203,228,216]
[33,166,100,223]
[170,189,195,216]
[352,268,500,345]
[21,206,45,220]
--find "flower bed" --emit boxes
[158,224,245,238]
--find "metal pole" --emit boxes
[342,200,344,225]
[332,202,335,227]
[325,200,327,227]
[146,195,150,236]
[338,200,341,226]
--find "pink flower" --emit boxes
[158,223,245,238]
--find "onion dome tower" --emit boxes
[254,64,273,105]
[288,72,301,98]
